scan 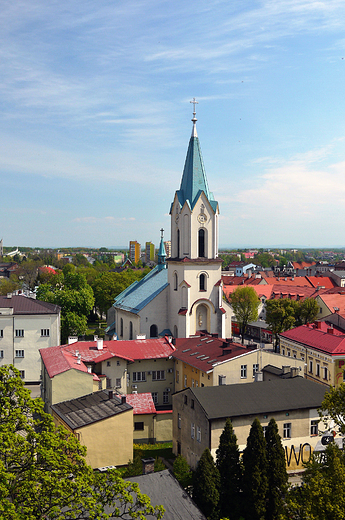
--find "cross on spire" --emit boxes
[190,97,198,122]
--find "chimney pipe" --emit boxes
[121,395,126,405]
[97,338,103,350]
[108,390,113,399]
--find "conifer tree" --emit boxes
[216,418,242,520]
[265,418,288,520]
[242,418,268,520]
[193,448,220,520]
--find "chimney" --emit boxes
[142,458,155,475]
[282,366,290,375]
[317,321,322,329]
[77,354,81,365]
[87,365,92,373]
[328,327,334,335]
[121,395,126,405]
[97,338,103,350]
[68,336,78,345]
[290,367,298,377]
[6,293,12,299]
[108,390,113,399]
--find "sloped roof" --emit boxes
[114,266,168,314]
[319,294,345,314]
[223,284,273,300]
[173,333,256,372]
[51,390,132,430]
[280,324,345,355]
[0,295,60,314]
[127,470,206,520]
[186,378,327,420]
[126,393,156,415]
[306,276,336,289]
[41,337,176,378]
[264,276,313,287]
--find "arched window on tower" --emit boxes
[198,228,205,258]
[199,273,206,291]
[177,229,180,258]
[174,272,178,291]
[129,321,133,340]
[150,324,158,338]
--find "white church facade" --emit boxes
[107,106,232,340]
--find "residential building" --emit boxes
[145,241,155,263]
[173,332,304,391]
[40,336,176,411]
[280,321,345,387]
[110,107,232,340]
[172,378,327,471]
[51,390,133,468]
[164,240,171,258]
[129,241,141,264]
[126,393,172,443]
[0,294,60,383]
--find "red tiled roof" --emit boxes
[41,337,175,377]
[280,324,345,356]
[223,285,273,300]
[292,261,316,270]
[173,333,256,372]
[319,294,345,314]
[0,295,60,314]
[264,276,313,287]
[306,276,336,289]
[126,393,156,415]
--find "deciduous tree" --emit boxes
[265,299,297,351]
[0,365,164,520]
[216,418,242,520]
[229,286,259,344]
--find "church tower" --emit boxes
[167,100,230,338]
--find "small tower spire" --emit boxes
[190,97,198,138]
[157,228,167,271]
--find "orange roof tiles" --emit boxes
[280,324,345,356]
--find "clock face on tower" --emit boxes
[197,213,207,224]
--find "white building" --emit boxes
[109,104,232,340]
[0,294,60,383]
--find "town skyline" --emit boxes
[2,1,345,248]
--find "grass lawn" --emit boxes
[133,442,175,463]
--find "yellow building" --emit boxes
[173,378,328,471]
[51,390,133,469]
[129,240,141,264]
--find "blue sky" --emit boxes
[2,0,345,250]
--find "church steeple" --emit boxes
[175,99,218,212]
[157,228,167,271]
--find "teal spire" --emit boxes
[175,99,218,212]
[157,228,166,271]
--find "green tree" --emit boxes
[242,418,268,520]
[0,276,21,295]
[173,454,192,489]
[297,298,319,326]
[193,448,220,520]
[0,365,164,520]
[216,418,242,520]
[318,382,345,435]
[285,443,345,520]
[265,299,297,351]
[229,286,259,344]
[37,269,94,343]
[265,418,288,520]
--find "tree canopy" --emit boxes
[265,418,288,520]
[229,286,259,343]
[0,365,164,520]
[193,448,220,520]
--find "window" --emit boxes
[323,367,328,380]
[316,363,320,377]
[150,324,158,338]
[199,273,206,291]
[176,370,180,383]
[184,375,187,388]
[283,423,291,438]
[133,372,146,382]
[241,365,247,378]
[106,377,112,389]
[0,330,3,338]
[174,272,178,291]
[253,364,259,377]
[197,426,201,443]
[41,329,50,337]
[19,370,25,379]
[134,422,144,431]
[120,318,123,337]
[178,413,181,429]
[198,229,205,258]
[152,392,158,405]
[107,361,111,367]
[184,395,188,405]
[191,399,195,409]
[152,370,165,381]
[192,379,194,387]
[311,420,318,436]
[219,375,226,386]
[15,330,24,338]
[309,360,313,374]
[0,350,3,358]
[115,378,121,388]
[287,350,291,357]
[163,391,169,404]
[191,423,195,439]
[293,351,297,359]
[129,321,133,340]
[98,380,103,390]
[15,350,24,358]
[117,360,120,366]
